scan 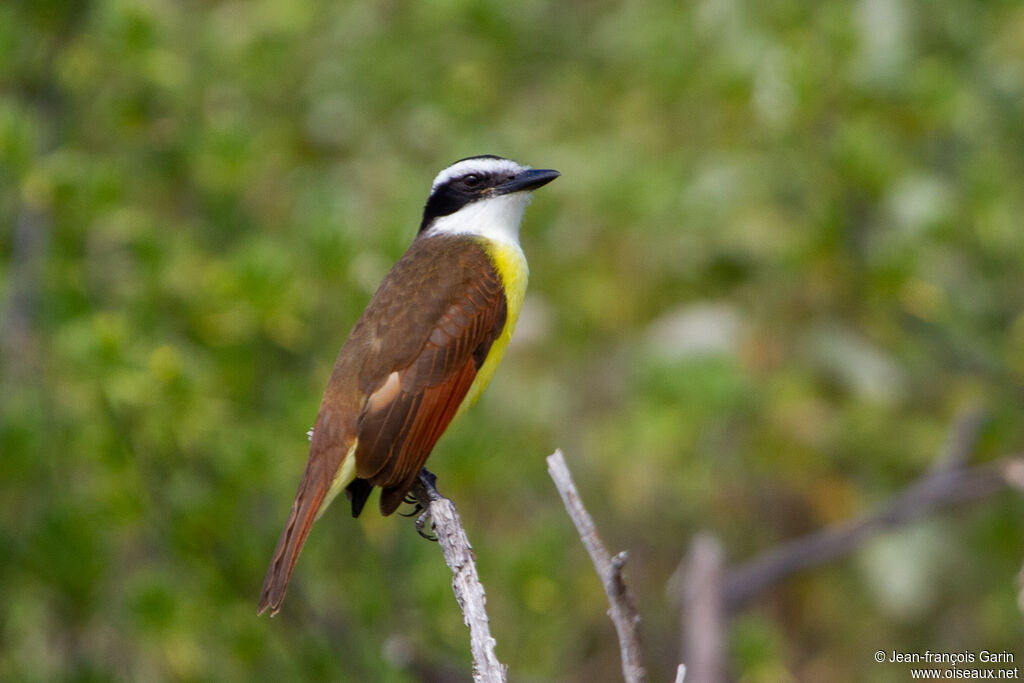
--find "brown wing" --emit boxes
[354,256,507,514]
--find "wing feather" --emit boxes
[354,263,507,514]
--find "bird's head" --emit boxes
[420,155,560,237]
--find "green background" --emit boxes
[2,0,1023,681]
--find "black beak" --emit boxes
[495,168,560,195]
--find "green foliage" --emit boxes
[3,0,1024,680]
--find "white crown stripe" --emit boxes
[431,158,528,192]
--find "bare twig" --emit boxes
[929,405,986,473]
[547,449,649,683]
[723,409,1023,612]
[681,533,725,683]
[410,472,506,683]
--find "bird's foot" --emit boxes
[405,468,441,541]
[417,469,441,500]
[414,507,437,541]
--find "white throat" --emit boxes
[424,192,531,247]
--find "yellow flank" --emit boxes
[458,238,529,416]
[317,441,358,520]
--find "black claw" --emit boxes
[400,502,424,518]
[415,507,438,542]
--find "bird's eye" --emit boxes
[463,174,481,188]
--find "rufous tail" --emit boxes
[257,458,329,616]
[259,409,356,616]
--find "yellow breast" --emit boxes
[458,238,529,415]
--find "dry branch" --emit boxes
[547,449,649,683]
[722,408,1024,612]
[681,533,725,683]
[410,472,507,683]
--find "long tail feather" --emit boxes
[257,461,329,616]
[258,415,356,616]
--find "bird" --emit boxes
[258,155,559,615]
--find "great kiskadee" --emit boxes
[258,155,559,615]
